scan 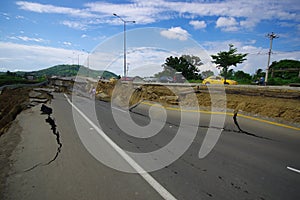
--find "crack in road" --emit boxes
[23,105,62,173]
[233,111,270,140]
[45,115,62,165]
[129,107,271,140]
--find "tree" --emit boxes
[266,59,300,85]
[269,59,300,79]
[182,55,203,69]
[201,70,214,79]
[211,44,247,83]
[233,70,252,84]
[220,68,234,79]
[161,55,202,80]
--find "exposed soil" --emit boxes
[101,82,300,124]
[0,87,53,136]
[0,88,31,137]
[1,82,299,138]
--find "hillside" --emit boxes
[31,64,119,79]
[0,65,118,87]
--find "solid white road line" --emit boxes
[64,94,177,200]
[287,166,300,174]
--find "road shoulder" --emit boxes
[2,104,57,200]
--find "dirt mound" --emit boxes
[96,80,300,124]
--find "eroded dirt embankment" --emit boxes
[0,87,53,136]
[95,81,300,124]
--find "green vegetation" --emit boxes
[154,53,299,85]
[0,71,46,87]
[155,51,300,85]
[156,55,202,80]
[218,59,300,85]
[188,79,203,83]
[200,70,214,79]
[267,60,300,85]
[31,64,118,79]
[252,69,266,83]
[0,65,118,87]
[211,44,248,83]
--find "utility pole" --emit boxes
[265,32,279,85]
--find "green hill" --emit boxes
[0,65,119,86]
[31,64,119,79]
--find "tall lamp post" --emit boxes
[265,32,279,85]
[113,13,135,78]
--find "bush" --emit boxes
[267,77,300,85]
[234,78,252,85]
[188,79,203,83]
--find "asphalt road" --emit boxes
[5,93,300,200]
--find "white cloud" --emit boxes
[63,41,72,46]
[7,35,46,43]
[189,20,207,30]
[81,34,87,38]
[240,18,259,29]
[16,1,97,18]
[15,0,300,31]
[202,40,300,74]
[85,1,163,24]
[92,47,180,77]
[242,45,258,51]
[216,17,239,32]
[18,36,45,43]
[0,42,82,71]
[15,15,24,19]
[60,20,87,30]
[160,27,190,41]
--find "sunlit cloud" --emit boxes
[189,20,207,30]
[216,17,239,32]
[160,27,190,41]
[7,35,46,43]
[0,42,83,71]
[16,1,97,18]
[60,20,87,30]
[63,41,72,46]
[16,0,300,31]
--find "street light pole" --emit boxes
[265,32,279,85]
[123,20,126,78]
[113,13,135,78]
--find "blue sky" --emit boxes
[0,0,299,76]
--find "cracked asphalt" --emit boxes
[3,93,300,200]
